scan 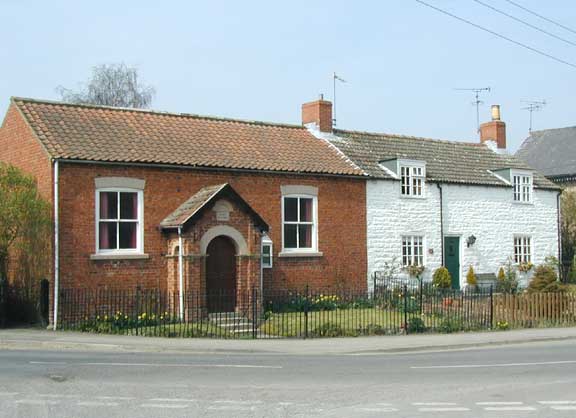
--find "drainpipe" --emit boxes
[52,160,59,331]
[260,233,264,293]
[436,183,444,265]
[557,191,563,279]
[178,226,184,321]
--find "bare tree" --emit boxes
[57,63,155,108]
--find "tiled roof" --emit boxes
[329,129,559,190]
[516,126,576,178]
[160,183,268,230]
[12,97,364,177]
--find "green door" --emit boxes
[444,237,460,289]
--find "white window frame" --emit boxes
[514,235,532,264]
[95,188,144,255]
[402,235,425,267]
[399,161,426,198]
[511,171,533,203]
[281,194,318,253]
[261,234,273,268]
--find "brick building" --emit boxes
[0,97,367,325]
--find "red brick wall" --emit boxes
[0,104,53,201]
[58,162,367,293]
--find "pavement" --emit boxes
[1,325,576,354]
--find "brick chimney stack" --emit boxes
[479,105,506,150]
[302,95,333,133]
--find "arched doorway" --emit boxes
[206,236,237,312]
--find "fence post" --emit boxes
[489,285,494,329]
[304,285,309,339]
[135,285,141,336]
[419,278,423,315]
[403,284,408,334]
[252,286,257,339]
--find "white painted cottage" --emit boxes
[304,101,560,289]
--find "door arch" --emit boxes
[206,235,237,312]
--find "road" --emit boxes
[0,340,575,417]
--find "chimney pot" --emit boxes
[491,104,501,121]
[301,98,333,133]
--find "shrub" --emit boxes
[528,265,565,293]
[362,324,387,336]
[432,267,452,289]
[310,322,357,338]
[495,321,510,331]
[407,317,427,333]
[438,317,464,333]
[466,265,477,289]
[496,262,518,294]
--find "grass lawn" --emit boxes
[259,308,413,337]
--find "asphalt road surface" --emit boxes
[0,340,575,417]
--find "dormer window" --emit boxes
[400,164,425,197]
[512,172,533,203]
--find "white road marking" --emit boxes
[77,401,119,407]
[484,406,537,411]
[149,398,197,402]
[476,401,524,405]
[358,407,398,412]
[418,407,470,412]
[412,360,576,369]
[539,401,576,405]
[0,392,18,396]
[38,394,77,399]
[15,399,60,405]
[208,406,256,411]
[29,361,67,365]
[552,406,576,411]
[95,396,135,401]
[141,403,188,409]
[413,402,458,406]
[213,400,263,405]
[80,362,281,369]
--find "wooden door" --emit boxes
[444,236,461,289]
[206,236,237,312]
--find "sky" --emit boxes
[2,0,576,152]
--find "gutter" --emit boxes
[178,226,184,321]
[436,183,444,265]
[52,160,59,330]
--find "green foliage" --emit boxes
[311,322,352,338]
[438,317,465,333]
[495,320,510,331]
[406,264,425,278]
[496,260,519,294]
[528,265,565,293]
[432,267,452,289]
[407,316,427,333]
[0,164,51,289]
[466,265,477,288]
[561,190,576,280]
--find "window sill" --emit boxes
[90,253,150,261]
[400,195,426,200]
[278,251,323,258]
[512,200,534,205]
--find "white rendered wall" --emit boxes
[367,179,559,289]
